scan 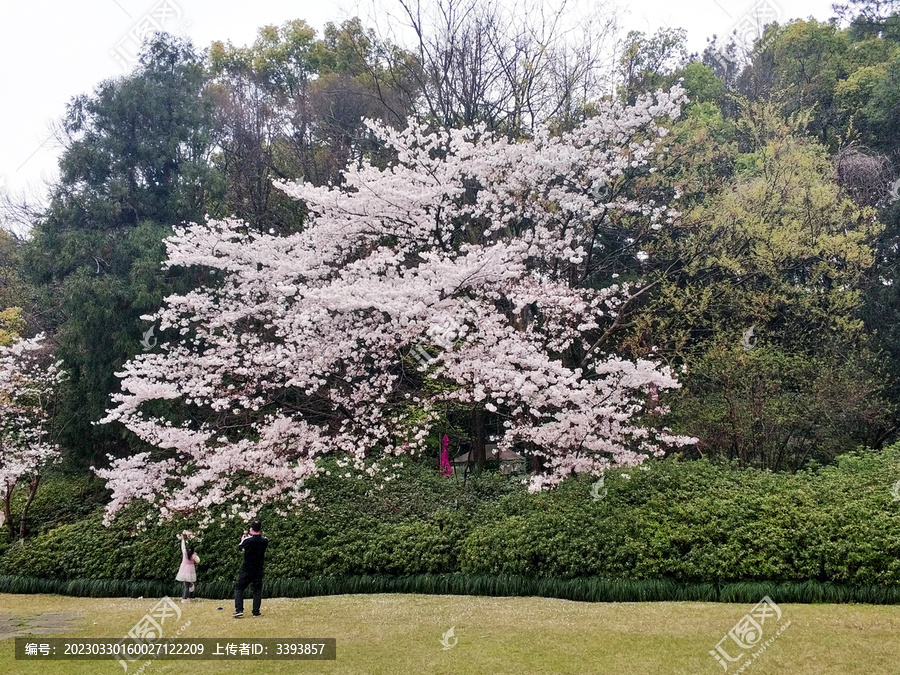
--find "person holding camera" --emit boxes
[233,520,268,618]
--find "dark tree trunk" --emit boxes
[19,474,41,540]
[471,407,486,470]
[3,480,16,539]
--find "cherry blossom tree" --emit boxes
[0,334,64,538]
[97,85,695,522]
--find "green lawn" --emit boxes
[1,593,899,674]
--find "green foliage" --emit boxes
[0,233,31,339]
[767,20,850,145]
[206,17,412,231]
[4,450,900,590]
[5,474,109,539]
[740,14,900,155]
[0,306,24,347]
[618,28,688,104]
[673,344,887,469]
[722,5,900,448]
[858,51,900,148]
[624,102,889,468]
[676,62,724,105]
[3,572,900,604]
[452,451,900,585]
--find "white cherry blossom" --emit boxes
[0,335,64,493]
[97,86,695,521]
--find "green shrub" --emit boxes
[2,473,109,542]
[2,447,900,590]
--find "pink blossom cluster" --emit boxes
[98,86,696,522]
[0,334,64,490]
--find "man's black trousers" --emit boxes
[234,570,263,615]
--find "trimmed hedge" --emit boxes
[2,447,900,592]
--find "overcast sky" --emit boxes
[0,0,837,201]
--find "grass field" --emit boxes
[1,593,899,674]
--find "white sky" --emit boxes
[0,0,837,202]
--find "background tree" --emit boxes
[22,35,222,465]
[737,13,900,155]
[207,18,418,233]
[621,102,888,468]
[618,28,688,105]
[833,0,900,39]
[390,0,619,135]
[0,308,25,348]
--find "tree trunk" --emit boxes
[3,480,16,539]
[19,474,41,540]
[471,407,486,470]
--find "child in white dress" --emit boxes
[176,532,200,602]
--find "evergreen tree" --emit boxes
[23,34,222,465]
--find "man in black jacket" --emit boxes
[233,521,269,618]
